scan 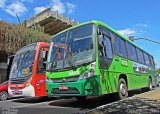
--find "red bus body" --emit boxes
[8,42,50,97]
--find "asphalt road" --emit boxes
[0,89,145,114]
[0,95,118,114]
[88,88,160,114]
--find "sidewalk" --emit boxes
[87,88,160,114]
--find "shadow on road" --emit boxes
[49,94,118,111]
[12,97,56,103]
[48,89,145,111]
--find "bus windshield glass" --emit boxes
[48,24,95,71]
[10,45,36,79]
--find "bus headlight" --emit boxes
[26,78,31,87]
[46,77,53,82]
[79,63,95,80]
[26,81,30,87]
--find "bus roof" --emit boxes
[52,20,153,57]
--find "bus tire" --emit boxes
[118,78,128,100]
[75,96,86,101]
[148,78,153,91]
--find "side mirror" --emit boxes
[42,51,46,59]
[52,61,57,68]
[7,58,10,65]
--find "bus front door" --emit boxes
[35,47,49,97]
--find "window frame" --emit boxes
[136,48,145,64]
[149,55,155,67]
[143,52,150,66]
[102,34,113,59]
[114,35,128,58]
[37,46,49,75]
[98,26,114,58]
[126,42,138,62]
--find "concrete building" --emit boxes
[22,8,79,35]
[0,8,79,83]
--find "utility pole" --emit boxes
[16,13,21,24]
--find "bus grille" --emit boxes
[51,76,79,83]
[52,88,80,94]
[10,78,28,84]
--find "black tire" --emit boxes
[0,91,8,101]
[141,78,153,92]
[148,78,153,91]
[117,78,128,100]
[75,96,86,101]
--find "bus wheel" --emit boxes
[148,78,153,91]
[118,78,128,100]
[75,96,86,101]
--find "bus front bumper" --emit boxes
[47,76,100,96]
[8,85,35,97]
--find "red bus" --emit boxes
[8,42,49,97]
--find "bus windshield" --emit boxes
[48,24,95,71]
[10,50,36,79]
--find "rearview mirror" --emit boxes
[42,51,46,59]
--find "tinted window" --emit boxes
[38,47,48,74]
[115,36,127,58]
[103,35,113,58]
[144,52,150,65]
[98,27,113,69]
[99,27,110,37]
[127,43,137,61]
[149,55,155,67]
[137,48,145,64]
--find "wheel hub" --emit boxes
[120,84,126,95]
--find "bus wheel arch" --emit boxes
[117,74,128,100]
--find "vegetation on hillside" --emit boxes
[0,21,51,54]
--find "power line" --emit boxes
[133,38,160,45]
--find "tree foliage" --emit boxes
[0,21,51,54]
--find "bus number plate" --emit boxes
[59,85,68,90]
[14,90,19,94]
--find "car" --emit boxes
[0,81,8,101]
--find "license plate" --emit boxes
[14,90,19,94]
[59,85,68,90]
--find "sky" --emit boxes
[0,0,160,68]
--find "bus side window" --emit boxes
[115,35,127,58]
[98,32,113,69]
[37,48,48,74]
[149,55,155,67]
[127,43,137,62]
[136,48,145,64]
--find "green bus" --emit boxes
[46,20,157,100]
